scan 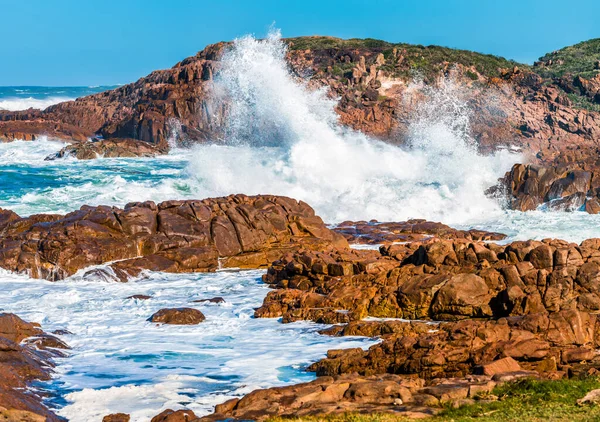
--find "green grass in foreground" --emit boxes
[267,378,600,422]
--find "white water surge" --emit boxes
[187,30,518,225]
[0,96,73,111]
[0,269,374,421]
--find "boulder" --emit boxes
[149,308,205,325]
[151,410,198,422]
[103,414,131,422]
[477,357,522,376]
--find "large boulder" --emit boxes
[149,308,205,325]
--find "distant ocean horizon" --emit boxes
[0,85,119,111]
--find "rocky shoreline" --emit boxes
[4,195,600,420]
[0,313,67,421]
[1,35,600,421]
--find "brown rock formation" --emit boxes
[102,414,130,422]
[1,36,599,167]
[149,308,205,325]
[310,310,596,379]
[0,42,227,147]
[334,219,506,244]
[45,139,168,160]
[0,194,346,281]
[256,237,600,323]
[0,313,67,421]
[493,160,600,213]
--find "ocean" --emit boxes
[0,86,118,111]
[1,33,600,421]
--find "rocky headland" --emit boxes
[149,228,600,420]
[1,38,599,190]
[2,36,600,421]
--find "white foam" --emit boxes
[0,96,73,111]
[186,30,518,225]
[0,269,374,421]
[0,138,67,163]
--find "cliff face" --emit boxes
[1,36,599,166]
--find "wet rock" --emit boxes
[497,162,600,214]
[103,414,131,422]
[149,308,205,325]
[0,314,65,421]
[126,295,152,300]
[46,139,168,160]
[192,297,225,304]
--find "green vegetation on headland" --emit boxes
[534,38,600,79]
[285,36,600,111]
[267,377,600,422]
[285,36,524,79]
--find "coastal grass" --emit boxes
[284,36,524,79]
[534,38,600,79]
[285,36,600,112]
[267,377,600,422]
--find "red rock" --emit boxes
[103,414,131,422]
[478,357,522,376]
[0,314,65,421]
[0,195,347,281]
[151,409,198,422]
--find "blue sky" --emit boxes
[2,0,599,86]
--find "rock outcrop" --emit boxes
[311,310,597,379]
[0,313,67,422]
[256,237,600,323]
[0,195,346,281]
[45,138,168,160]
[334,219,506,244]
[494,161,600,213]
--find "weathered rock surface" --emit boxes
[0,313,67,422]
[201,370,540,421]
[45,138,168,160]
[494,161,600,213]
[0,194,346,281]
[310,310,595,379]
[334,219,506,244]
[149,308,205,325]
[256,237,600,323]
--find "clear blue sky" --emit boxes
[2,0,599,86]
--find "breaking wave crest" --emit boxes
[0,96,73,111]
[186,30,519,224]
